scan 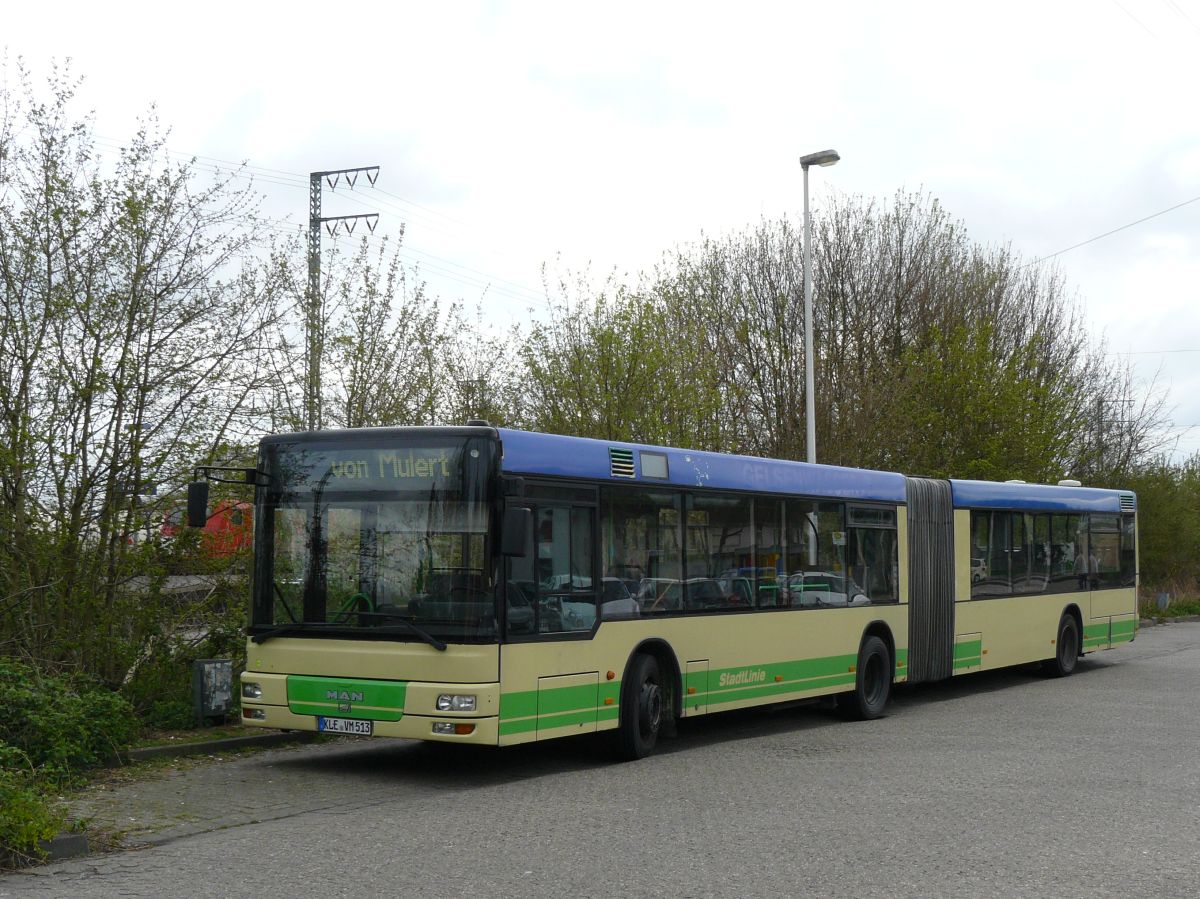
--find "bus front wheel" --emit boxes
[837,635,892,720]
[616,653,662,760]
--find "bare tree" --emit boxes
[0,62,281,674]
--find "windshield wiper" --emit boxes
[349,611,448,651]
[251,622,326,644]
[251,614,448,650]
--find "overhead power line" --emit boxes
[1033,193,1200,264]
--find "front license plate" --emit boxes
[317,716,373,735]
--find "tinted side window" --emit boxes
[755,498,785,607]
[846,506,898,604]
[971,511,1011,598]
[536,506,596,633]
[1010,513,1030,593]
[1030,514,1050,593]
[1120,514,1136,586]
[601,487,683,616]
[1013,513,1050,595]
[1091,514,1121,589]
[1072,515,1094,590]
[1048,514,1080,593]
[686,493,753,611]
[784,500,848,607]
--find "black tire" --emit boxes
[615,654,663,760]
[1042,613,1080,677]
[837,635,892,720]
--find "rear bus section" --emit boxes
[947,481,1137,676]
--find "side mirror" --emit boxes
[187,481,210,528]
[501,507,532,557]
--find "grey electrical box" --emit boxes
[192,659,234,726]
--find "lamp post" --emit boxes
[800,149,838,567]
[799,149,839,467]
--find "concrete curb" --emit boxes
[36,832,90,863]
[123,729,320,763]
[1139,614,1200,627]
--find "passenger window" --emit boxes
[754,498,785,607]
[784,500,847,607]
[535,506,596,633]
[1010,513,1030,592]
[1120,514,1137,587]
[1048,514,1079,593]
[971,511,1011,597]
[600,488,683,616]
[685,494,753,611]
[846,506,898,604]
[1073,515,1094,590]
[1090,514,1121,590]
[1029,514,1050,593]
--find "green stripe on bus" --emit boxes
[954,639,982,669]
[500,646,909,734]
[499,691,538,719]
[534,709,599,731]
[954,640,982,659]
[1083,622,1110,650]
[286,675,406,721]
[537,683,599,715]
[498,700,619,736]
[707,672,856,707]
[1111,620,1136,637]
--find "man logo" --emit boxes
[326,689,364,703]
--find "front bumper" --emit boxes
[240,672,501,744]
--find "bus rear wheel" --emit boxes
[1042,613,1080,677]
[837,635,892,720]
[616,653,662,760]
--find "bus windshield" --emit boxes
[252,435,497,642]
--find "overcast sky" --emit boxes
[6,1,1200,458]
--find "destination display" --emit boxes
[271,445,468,493]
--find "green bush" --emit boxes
[148,699,197,731]
[0,744,65,865]
[0,659,138,783]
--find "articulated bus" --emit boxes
[216,423,1137,759]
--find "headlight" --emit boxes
[436,693,476,712]
[242,682,263,699]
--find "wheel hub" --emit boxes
[639,680,662,734]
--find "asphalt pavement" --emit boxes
[4,620,1199,898]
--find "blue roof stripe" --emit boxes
[498,429,907,503]
[949,479,1132,513]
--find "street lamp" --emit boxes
[799,149,839,467]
